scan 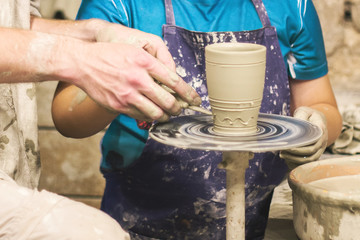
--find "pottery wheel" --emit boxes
[149,113,322,240]
[149,113,322,152]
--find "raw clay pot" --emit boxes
[205,43,266,135]
[288,156,360,240]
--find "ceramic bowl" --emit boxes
[288,156,360,240]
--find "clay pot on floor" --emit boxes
[288,156,360,240]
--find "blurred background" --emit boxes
[36,0,360,237]
[37,0,104,209]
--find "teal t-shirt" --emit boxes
[77,0,328,170]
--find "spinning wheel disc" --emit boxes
[149,113,322,152]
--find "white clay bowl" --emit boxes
[288,156,360,240]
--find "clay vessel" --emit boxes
[205,42,266,135]
[288,156,360,240]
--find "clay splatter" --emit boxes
[69,89,87,111]
[27,34,57,74]
[0,135,10,150]
[26,86,36,100]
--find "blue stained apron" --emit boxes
[101,0,290,239]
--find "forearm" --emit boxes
[307,103,342,146]
[0,26,90,86]
[0,27,60,83]
[30,16,107,42]
[289,75,342,146]
[52,83,117,138]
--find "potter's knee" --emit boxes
[30,195,130,240]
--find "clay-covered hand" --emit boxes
[72,22,200,122]
[280,106,328,170]
[95,23,177,71]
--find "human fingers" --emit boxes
[96,25,176,71]
[121,56,183,116]
[293,106,313,120]
[281,146,325,167]
[92,90,169,123]
[103,75,174,122]
[123,107,156,123]
[123,29,176,71]
[104,28,200,106]
[294,106,327,129]
[280,135,325,156]
[137,35,176,71]
[74,39,184,119]
[126,89,172,122]
[280,106,328,167]
[280,143,325,164]
[290,106,328,154]
[154,44,176,71]
[75,41,183,119]
[146,82,183,117]
[128,47,201,109]
[144,59,201,106]
[280,129,327,167]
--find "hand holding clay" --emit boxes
[95,25,176,71]
[280,106,328,169]
[85,24,201,121]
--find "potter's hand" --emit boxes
[280,107,328,170]
[72,24,200,122]
[95,24,176,71]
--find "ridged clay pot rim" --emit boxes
[288,156,360,208]
[205,42,266,65]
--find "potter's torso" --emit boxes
[77,0,328,81]
[0,0,41,188]
[77,0,329,171]
[77,0,328,238]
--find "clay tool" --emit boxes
[158,82,212,115]
[187,105,212,115]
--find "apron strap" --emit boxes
[164,0,176,25]
[251,0,272,27]
[165,0,271,28]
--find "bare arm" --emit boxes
[289,74,342,145]
[0,18,200,123]
[30,16,101,42]
[30,17,177,71]
[0,17,104,84]
[52,82,116,138]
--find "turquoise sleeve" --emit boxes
[76,0,129,26]
[286,0,328,80]
[76,0,148,170]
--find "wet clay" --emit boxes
[205,43,266,135]
[219,151,253,240]
[96,26,151,49]
[309,175,360,195]
[289,157,360,240]
[0,135,10,150]
[27,33,57,75]
[69,89,87,111]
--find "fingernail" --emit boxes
[174,101,183,115]
[174,108,182,116]
[178,99,189,108]
[158,114,170,122]
[193,96,202,106]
